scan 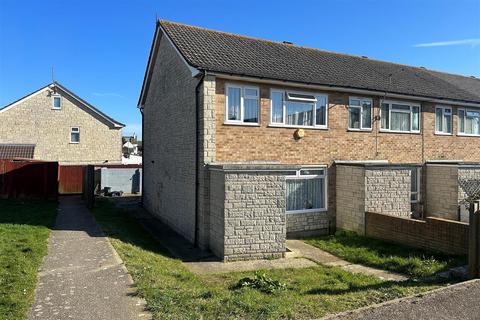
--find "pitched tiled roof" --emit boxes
[0,144,35,159]
[159,20,480,104]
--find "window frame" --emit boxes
[52,95,62,110]
[458,107,480,137]
[269,89,328,130]
[285,167,328,214]
[435,106,453,135]
[380,100,421,133]
[348,97,373,131]
[70,127,80,144]
[224,84,260,126]
[410,167,421,204]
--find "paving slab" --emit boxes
[286,240,408,281]
[321,279,480,320]
[28,196,150,320]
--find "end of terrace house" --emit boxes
[138,20,480,261]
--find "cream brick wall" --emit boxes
[0,88,122,164]
[425,164,459,220]
[336,165,366,234]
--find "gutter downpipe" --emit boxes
[194,70,206,247]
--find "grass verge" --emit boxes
[305,230,467,278]
[0,199,57,320]
[93,199,453,320]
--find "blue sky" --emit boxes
[1,0,479,139]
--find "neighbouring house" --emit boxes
[122,134,142,164]
[0,82,124,165]
[138,20,480,261]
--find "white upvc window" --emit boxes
[52,95,62,110]
[285,168,327,214]
[70,127,80,143]
[435,106,452,135]
[225,84,259,125]
[458,108,480,136]
[270,90,328,129]
[348,97,372,130]
[410,167,421,203]
[380,100,420,133]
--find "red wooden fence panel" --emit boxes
[58,165,85,194]
[0,159,58,199]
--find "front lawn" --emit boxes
[0,200,57,320]
[93,200,451,320]
[305,230,467,278]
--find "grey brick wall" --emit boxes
[99,167,142,194]
[142,32,199,243]
[286,211,330,237]
[365,168,411,217]
[336,165,413,235]
[208,166,287,261]
[425,164,459,220]
[0,88,122,164]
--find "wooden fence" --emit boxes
[0,159,58,199]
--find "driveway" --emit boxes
[28,196,150,320]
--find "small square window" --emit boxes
[52,96,62,109]
[70,127,80,143]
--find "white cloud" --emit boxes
[92,92,124,98]
[123,123,142,139]
[414,38,480,47]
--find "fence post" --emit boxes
[469,201,480,279]
[85,165,95,210]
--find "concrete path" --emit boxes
[286,240,408,281]
[28,196,150,320]
[322,279,480,320]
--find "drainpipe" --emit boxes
[194,70,206,247]
[140,107,144,207]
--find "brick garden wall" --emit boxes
[366,211,468,255]
[425,164,459,220]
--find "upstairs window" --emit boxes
[225,85,259,124]
[349,97,372,130]
[52,95,62,109]
[70,127,80,143]
[270,90,327,128]
[458,108,480,136]
[435,106,452,134]
[381,101,420,133]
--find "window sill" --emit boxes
[379,130,421,135]
[348,128,372,132]
[286,209,328,215]
[51,108,62,110]
[69,142,80,144]
[434,132,453,136]
[268,124,328,130]
[457,133,480,137]
[223,122,260,127]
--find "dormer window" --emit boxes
[52,95,62,110]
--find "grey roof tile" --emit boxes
[159,20,480,104]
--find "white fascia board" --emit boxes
[211,72,480,108]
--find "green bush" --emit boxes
[235,272,287,294]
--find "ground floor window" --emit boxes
[286,168,327,213]
[411,167,421,203]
